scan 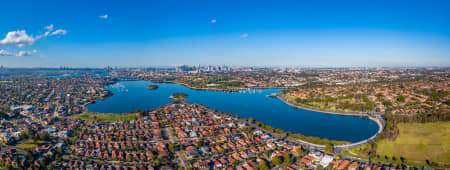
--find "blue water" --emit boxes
[87,81,379,142]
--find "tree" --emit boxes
[271,157,282,166]
[39,158,47,167]
[258,161,269,170]
[325,143,334,154]
[168,142,175,152]
[398,95,405,102]
[172,92,188,101]
[283,154,293,165]
[38,132,51,141]
[296,147,306,156]
[400,156,406,163]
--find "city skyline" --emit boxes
[1,0,450,67]
[0,1,449,168]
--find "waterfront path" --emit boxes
[276,94,384,117]
[276,94,386,151]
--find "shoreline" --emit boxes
[152,80,286,92]
[86,79,384,149]
[276,94,373,117]
[277,93,386,149]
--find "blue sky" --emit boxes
[0,0,449,67]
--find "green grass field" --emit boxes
[17,143,37,149]
[376,122,450,166]
[23,139,47,144]
[16,139,47,149]
[72,113,137,121]
[342,147,367,159]
[344,122,450,167]
[284,94,360,112]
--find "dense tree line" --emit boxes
[287,79,448,115]
[393,111,450,123]
[172,93,188,100]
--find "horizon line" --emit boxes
[1,65,449,69]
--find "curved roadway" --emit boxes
[277,94,386,150]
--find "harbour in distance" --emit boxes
[0,0,449,169]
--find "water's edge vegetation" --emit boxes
[87,80,379,143]
[80,101,352,146]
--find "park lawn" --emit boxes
[375,122,450,167]
[346,122,450,167]
[16,139,48,149]
[342,145,369,159]
[284,94,298,102]
[342,149,366,159]
[284,94,357,112]
[17,143,38,149]
[24,139,47,144]
[72,113,137,121]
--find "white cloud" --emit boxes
[240,33,248,39]
[37,25,67,39]
[16,50,38,57]
[45,24,54,31]
[0,25,65,57]
[0,49,13,56]
[0,49,37,57]
[39,24,54,38]
[99,14,108,19]
[50,29,67,36]
[211,19,217,23]
[0,30,35,47]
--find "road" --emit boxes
[245,113,383,165]
[164,127,186,169]
[275,94,386,151]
